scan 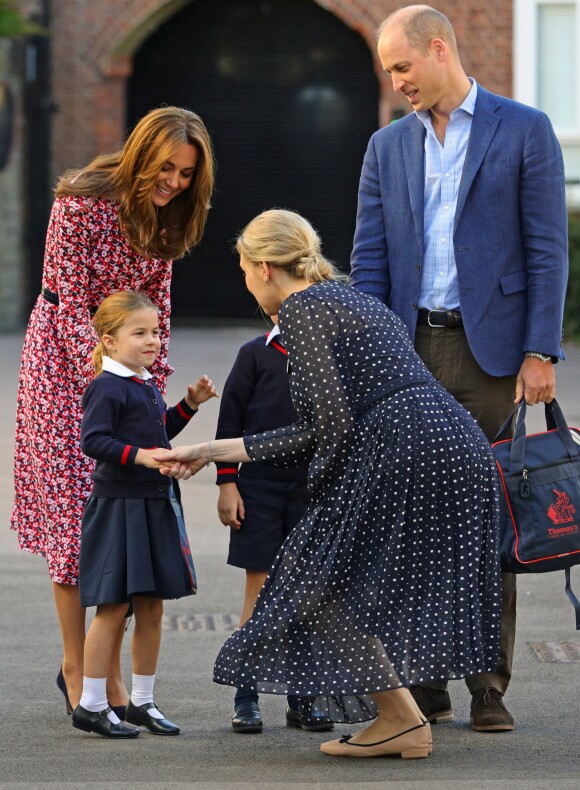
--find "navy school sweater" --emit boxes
[81,371,196,499]
[215,333,308,485]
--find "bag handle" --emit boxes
[508,398,580,477]
[544,400,580,459]
[493,404,520,443]
[565,568,580,631]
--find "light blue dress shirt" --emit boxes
[416,79,477,311]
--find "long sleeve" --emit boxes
[164,398,197,440]
[214,344,257,484]
[50,198,100,390]
[519,112,568,358]
[244,287,356,497]
[80,376,139,466]
[350,134,392,303]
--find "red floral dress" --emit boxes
[11,196,174,584]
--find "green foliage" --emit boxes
[0,1,45,37]
[565,212,580,343]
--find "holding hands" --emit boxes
[154,443,210,479]
[135,447,166,469]
[136,376,218,470]
[154,436,250,479]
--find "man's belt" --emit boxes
[417,309,463,328]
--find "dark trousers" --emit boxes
[414,324,517,695]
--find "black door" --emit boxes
[128,0,379,319]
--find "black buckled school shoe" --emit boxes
[72,705,140,738]
[126,701,180,735]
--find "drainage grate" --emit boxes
[530,641,580,662]
[162,613,238,632]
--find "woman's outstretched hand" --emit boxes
[154,437,249,480]
[154,444,207,479]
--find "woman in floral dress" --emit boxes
[155,210,501,761]
[11,106,215,713]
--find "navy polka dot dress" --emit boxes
[214,282,501,723]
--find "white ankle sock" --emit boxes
[131,674,164,719]
[79,676,120,724]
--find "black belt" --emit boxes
[41,287,97,315]
[41,286,59,306]
[417,309,462,328]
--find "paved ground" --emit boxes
[1,327,579,790]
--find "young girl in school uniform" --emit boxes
[215,317,332,734]
[72,290,217,738]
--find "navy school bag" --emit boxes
[492,399,580,629]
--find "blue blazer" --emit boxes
[350,86,568,376]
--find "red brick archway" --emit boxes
[51,0,386,176]
[50,0,512,175]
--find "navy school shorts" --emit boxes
[227,477,309,571]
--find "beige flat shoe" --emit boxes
[320,720,431,759]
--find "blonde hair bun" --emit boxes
[236,209,347,283]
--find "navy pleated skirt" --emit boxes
[79,493,196,607]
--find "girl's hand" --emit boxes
[185,375,219,410]
[154,444,207,479]
[135,448,163,469]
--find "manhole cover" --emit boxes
[530,641,580,662]
[162,613,238,632]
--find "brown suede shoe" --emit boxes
[470,688,515,732]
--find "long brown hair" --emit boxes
[56,107,215,260]
[91,290,158,375]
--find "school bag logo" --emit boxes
[547,489,577,527]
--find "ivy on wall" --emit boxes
[0,1,44,38]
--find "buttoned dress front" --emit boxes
[11,196,173,585]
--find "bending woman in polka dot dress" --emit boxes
[155,209,501,760]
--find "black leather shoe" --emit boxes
[56,667,73,715]
[111,705,127,721]
[126,701,180,735]
[232,700,263,733]
[470,688,514,732]
[72,705,140,738]
[410,687,454,724]
[286,697,334,732]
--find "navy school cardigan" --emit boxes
[81,371,196,499]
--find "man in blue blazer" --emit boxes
[351,5,568,732]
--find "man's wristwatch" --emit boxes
[524,351,552,363]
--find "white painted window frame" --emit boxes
[514,0,580,144]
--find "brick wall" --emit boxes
[50,0,513,175]
[0,0,514,327]
[0,0,44,331]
